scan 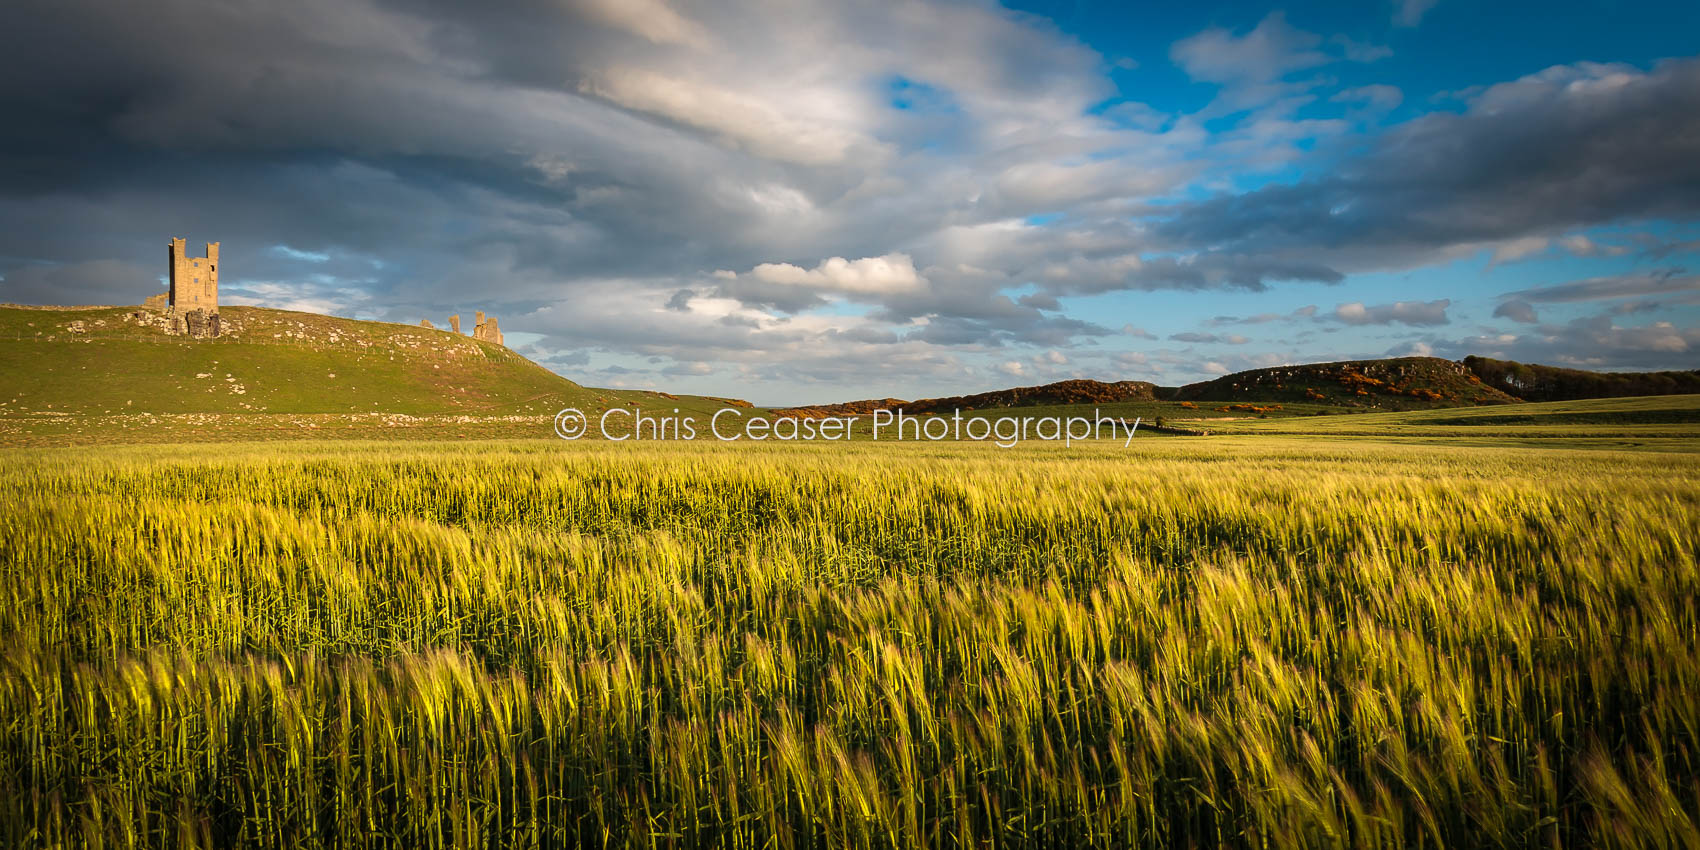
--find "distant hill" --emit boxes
[774,360,1522,419]
[1462,356,1700,402]
[1173,357,1521,409]
[765,356,1698,423]
[0,304,745,417]
[775,378,1158,418]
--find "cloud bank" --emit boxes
[0,0,1694,402]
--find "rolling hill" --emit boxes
[774,379,1159,418]
[773,359,1518,420]
[0,304,745,418]
[1462,356,1700,402]
[1171,357,1521,409]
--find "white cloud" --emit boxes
[1393,0,1439,27]
[746,253,926,295]
[567,0,711,48]
[1331,84,1404,112]
[1559,234,1630,257]
[1505,270,1700,303]
[1386,340,1434,356]
[1427,313,1698,370]
[1490,236,1550,264]
[1170,13,1329,85]
[580,67,882,167]
[1169,13,1390,131]
[4,0,1696,401]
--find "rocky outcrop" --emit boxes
[126,305,221,338]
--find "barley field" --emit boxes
[1,437,1697,848]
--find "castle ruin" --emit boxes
[128,236,509,347]
[419,310,505,346]
[170,238,218,312]
[136,237,221,337]
[473,311,503,346]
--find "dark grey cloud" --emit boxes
[1492,300,1539,324]
[0,260,151,306]
[1329,299,1450,326]
[1420,311,1697,371]
[1649,238,1700,260]
[1016,292,1061,311]
[1168,331,1252,344]
[1206,304,1319,326]
[1147,59,1700,287]
[1503,269,1700,304]
[0,0,1696,399]
[664,289,696,311]
[0,0,1149,352]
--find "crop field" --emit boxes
[2,435,1698,848]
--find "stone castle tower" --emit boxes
[169,238,219,312]
[157,237,221,337]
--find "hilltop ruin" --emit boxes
[134,237,221,337]
[124,236,508,347]
[420,310,505,346]
[473,311,503,345]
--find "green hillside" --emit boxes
[1194,394,1700,444]
[0,304,741,419]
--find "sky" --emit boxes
[1,0,1697,405]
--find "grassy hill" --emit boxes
[8,304,1689,449]
[1197,394,1700,446]
[771,359,1524,424]
[1172,356,1520,409]
[1463,355,1700,401]
[774,378,1159,417]
[0,304,743,419]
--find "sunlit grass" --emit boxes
[1,438,1696,848]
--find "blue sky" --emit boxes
[1,0,1696,404]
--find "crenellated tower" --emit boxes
[163,237,221,337]
[168,238,219,312]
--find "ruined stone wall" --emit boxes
[419,310,505,346]
[472,311,504,346]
